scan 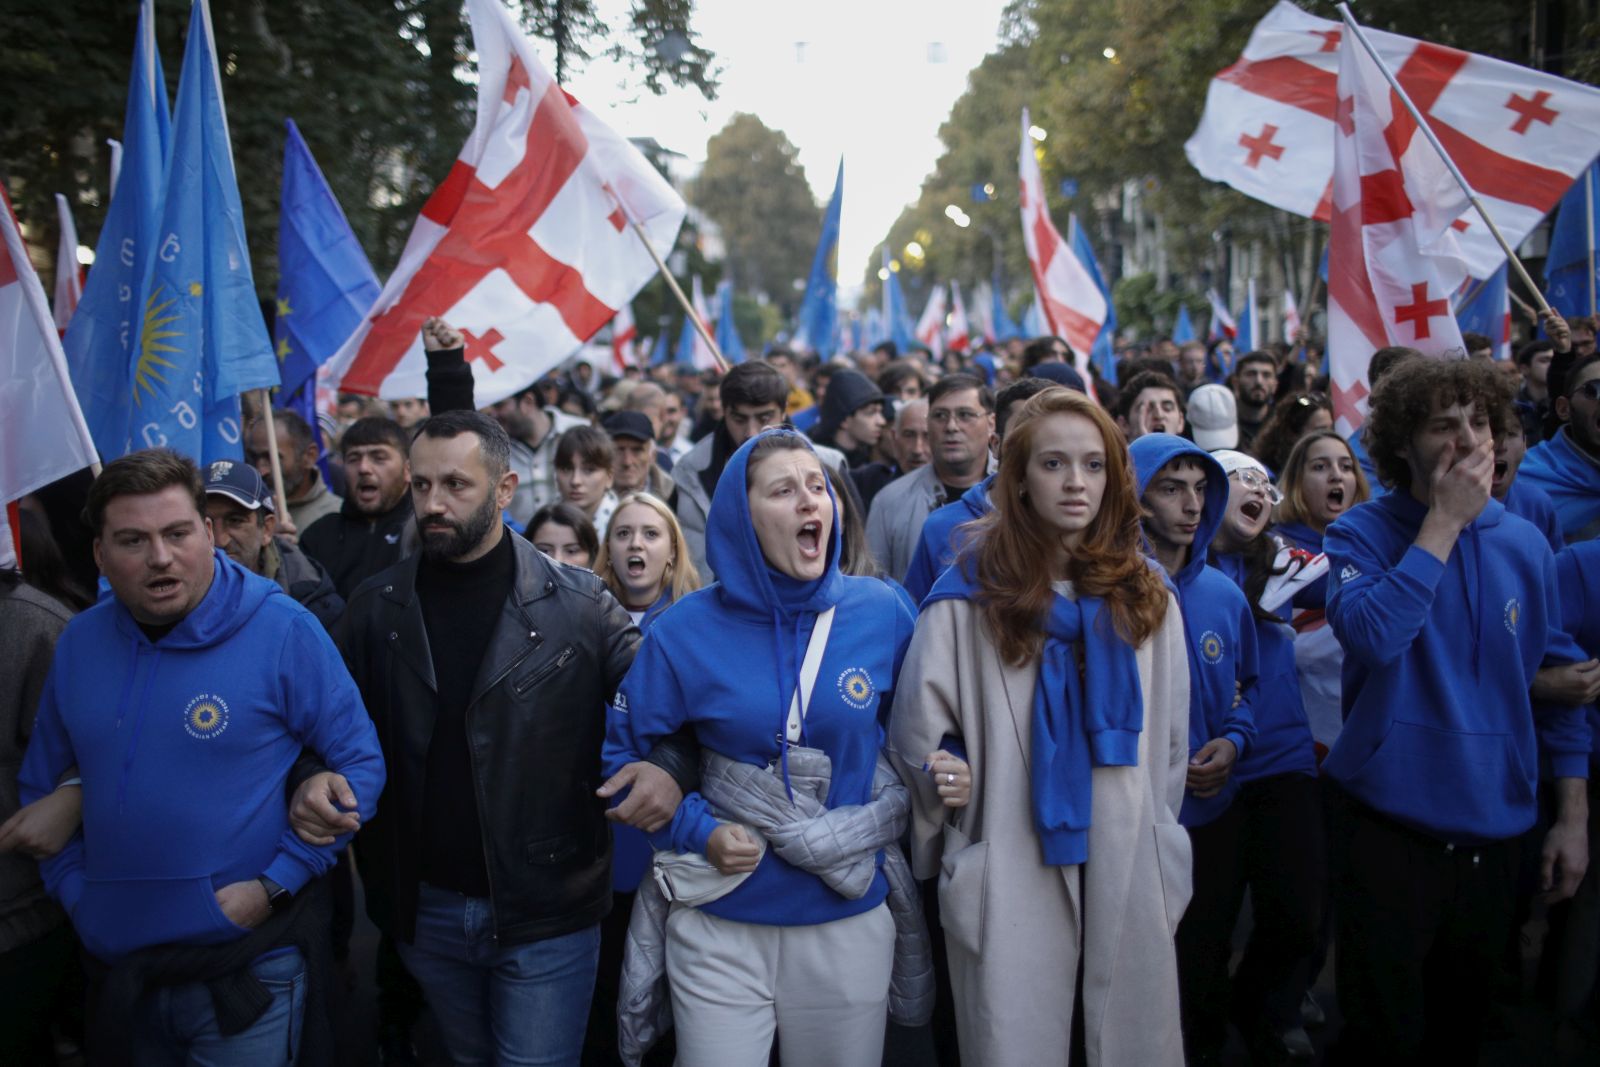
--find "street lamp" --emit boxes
[1102,47,1117,60]
[1028,125,1047,142]
[944,204,971,228]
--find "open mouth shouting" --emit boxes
[625,553,648,579]
[1239,498,1266,523]
[1325,484,1347,513]
[797,520,823,560]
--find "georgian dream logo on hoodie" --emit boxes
[837,668,875,709]
[183,693,230,740]
[1199,630,1225,664]
[1504,597,1521,636]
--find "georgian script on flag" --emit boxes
[330,0,683,407]
[1186,1,1600,279]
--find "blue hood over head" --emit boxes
[706,427,845,619]
[1129,433,1230,587]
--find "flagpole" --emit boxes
[255,391,291,521]
[1336,3,1554,319]
[1585,167,1596,317]
[620,213,728,374]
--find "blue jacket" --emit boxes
[18,551,385,963]
[1129,435,1259,826]
[1346,428,1384,498]
[1519,428,1600,544]
[903,475,992,606]
[1502,477,1565,553]
[1211,549,1318,783]
[604,429,916,926]
[1323,492,1588,842]
[610,591,677,895]
[1553,542,1600,766]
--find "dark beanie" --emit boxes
[1028,362,1087,393]
[818,369,885,435]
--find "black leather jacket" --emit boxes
[333,532,696,946]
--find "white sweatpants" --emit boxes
[664,902,895,1067]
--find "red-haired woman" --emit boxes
[888,387,1193,1064]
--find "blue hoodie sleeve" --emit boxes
[17,666,86,916]
[1324,522,1447,668]
[902,530,939,607]
[1221,599,1260,759]
[605,630,720,856]
[264,613,387,894]
[1537,548,1591,780]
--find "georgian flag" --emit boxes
[1283,287,1302,344]
[915,284,947,358]
[1327,18,1470,436]
[329,0,685,406]
[52,194,82,334]
[1186,0,1600,279]
[609,301,636,373]
[947,281,971,353]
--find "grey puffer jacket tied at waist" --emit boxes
[617,746,934,1066]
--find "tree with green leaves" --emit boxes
[691,113,821,313]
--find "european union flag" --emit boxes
[1173,304,1196,343]
[882,248,914,353]
[275,118,379,403]
[132,0,278,462]
[62,0,169,461]
[796,160,842,357]
[1069,214,1116,383]
[1545,162,1599,318]
[714,280,746,364]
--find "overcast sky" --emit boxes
[555,0,1014,303]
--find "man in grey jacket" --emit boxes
[674,361,853,581]
[866,373,994,582]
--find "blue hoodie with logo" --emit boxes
[1323,492,1588,843]
[1129,435,1259,827]
[902,475,993,606]
[604,429,917,926]
[19,551,385,963]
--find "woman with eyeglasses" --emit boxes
[888,387,1193,1065]
[1248,392,1334,477]
[1205,451,1324,1062]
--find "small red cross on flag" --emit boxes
[1505,90,1558,134]
[1392,283,1450,340]
[1239,124,1286,168]
[328,0,686,407]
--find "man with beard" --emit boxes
[244,408,342,534]
[202,461,343,630]
[300,410,696,1065]
[300,417,415,599]
[1231,352,1279,450]
[1521,353,1600,544]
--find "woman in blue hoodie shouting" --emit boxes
[604,428,918,1067]
[888,387,1194,1065]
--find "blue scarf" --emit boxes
[926,564,1145,865]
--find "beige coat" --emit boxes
[887,583,1193,1066]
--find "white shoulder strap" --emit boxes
[785,606,836,744]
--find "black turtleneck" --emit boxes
[415,528,515,897]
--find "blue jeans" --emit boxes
[398,882,601,1066]
[131,948,306,1066]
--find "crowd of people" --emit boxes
[3,309,1600,1067]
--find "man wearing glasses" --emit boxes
[866,373,995,581]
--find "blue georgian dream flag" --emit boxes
[863,306,885,348]
[991,280,1021,342]
[714,279,746,364]
[1236,279,1258,353]
[134,0,279,462]
[881,248,914,353]
[1454,265,1510,359]
[1546,161,1600,318]
[796,159,843,356]
[1021,295,1046,339]
[1173,303,1196,343]
[62,0,169,461]
[1069,214,1117,383]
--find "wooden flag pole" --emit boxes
[623,214,729,375]
[1508,288,1540,321]
[255,390,291,521]
[1336,4,1555,320]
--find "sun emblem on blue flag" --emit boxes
[183,693,230,740]
[837,668,875,709]
[134,284,183,406]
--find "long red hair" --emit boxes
[958,388,1169,667]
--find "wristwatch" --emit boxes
[257,876,291,913]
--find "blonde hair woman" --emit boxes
[597,492,701,627]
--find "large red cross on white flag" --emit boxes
[1186,1,1600,280]
[1019,108,1106,387]
[329,0,685,406]
[1327,21,1470,436]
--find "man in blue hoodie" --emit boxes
[1129,434,1259,1066]
[1322,358,1593,1064]
[18,448,385,1065]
